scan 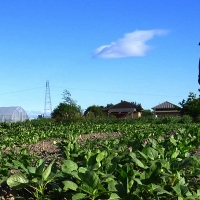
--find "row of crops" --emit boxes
[0,118,200,199]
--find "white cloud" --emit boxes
[93,29,168,59]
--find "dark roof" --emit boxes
[108,101,142,113]
[152,101,180,110]
[109,101,137,109]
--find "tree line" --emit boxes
[50,90,200,122]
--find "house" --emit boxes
[107,101,143,118]
[152,101,180,118]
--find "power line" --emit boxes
[0,86,45,96]
[0,85,183,98]
[51,86,183,98]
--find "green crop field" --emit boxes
[0,118,200,199]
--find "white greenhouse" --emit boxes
[0,106,29,122]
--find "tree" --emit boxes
[179,92,200,120]
[62,90,77,106]
[130,101,143,111]
[142,109,154,118]
[51,90,82,121]
[84,105,107,118]
[104,103,114,109]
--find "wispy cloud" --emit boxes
[93,29,168,59]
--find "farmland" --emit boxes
[0,117,200,199]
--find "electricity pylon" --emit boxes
[44,80,52,117]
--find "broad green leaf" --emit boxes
[132,157,146,169]
[147,147,158,160]
[38,158,44,166]
[27,166,36,174]
[78,167,87,174]
[134,178,142,185]
[137,150,148,160]
[79,184,94,195]
[7,173,29,189]
[170,136,177,146]
[107,163,117,174]
[36,159,46,175]
[62,180,78,191]
[129,151,146,168]
[192,168,200,177]
[180,185,189,196]
[31,177,39,183]
[96,150,107,163]
[88,153,98,166]
[148,138,158,149]
[172,184,189,197]
[151,184,172,196]
[129,152,136,159]
[98,183,107,192]
[170,161,180,171]
[111,156,122,164]
[171,150,180,159]
[12,160,28,173]
[107,180,118,192]
[180,158,190,169]
[145,162,161,180]
[72,193,87,200]
[70,171,80,181]
[120,169,127,179]
[109,193,121,199]
[42,160,55,181]
[83,170,100,189]
[62,159,78,174]
[197,189,200,197]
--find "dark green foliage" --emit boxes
[51,90,82,121]
[51,103,82,121]
[179,92,200,120]
[1,118,200,199]
[141,109,154,118]
[130,101,143,111]
[84,105,107,118]
[62,90,77,106]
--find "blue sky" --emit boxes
[0,0,199,118]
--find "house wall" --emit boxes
[128,112,141,118]
[110,112,141,119]
[154,110,180,118]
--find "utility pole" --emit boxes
[44,80,52,117]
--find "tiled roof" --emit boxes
[108,101,143,113]
[109,101,137,109]
[152,101,179,110]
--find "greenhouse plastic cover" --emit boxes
[0,106,29,122]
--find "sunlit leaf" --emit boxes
[7,173,29,189]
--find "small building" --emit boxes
[0,106,29,122]
[152,101,180,118]
[107,101,143,118]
